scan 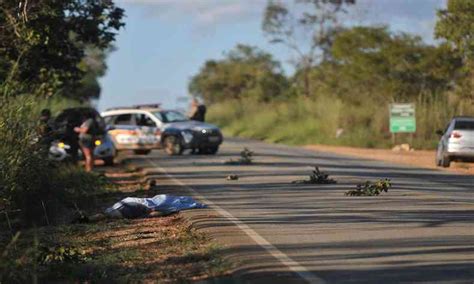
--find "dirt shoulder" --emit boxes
[304,144,474,175]
[0,165,232,283]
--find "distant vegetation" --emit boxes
[190,0,474,149]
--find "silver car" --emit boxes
[436,116,474,167]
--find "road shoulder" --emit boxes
[304,144,474,175]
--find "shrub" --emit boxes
[0,96,51,223]
[0,96,108,226]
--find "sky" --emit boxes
[97,0,446,111]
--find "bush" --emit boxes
[0,96,107,226]
[0,97,51,221]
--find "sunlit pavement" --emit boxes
[121,138,474,284]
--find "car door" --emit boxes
[133,113,161,148]
[106,113,139,150]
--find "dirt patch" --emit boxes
[304,144,474,175]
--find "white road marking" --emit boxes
[147,159,326,284]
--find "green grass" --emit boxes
[208,95,474,150]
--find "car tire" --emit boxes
[441,154,451,168]
[103,157,114,166]
[133,149,151,155]
[163,136,183,156]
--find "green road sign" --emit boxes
[390,103,416,133]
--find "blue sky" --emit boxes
[98,0,445,111]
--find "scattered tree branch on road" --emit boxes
[345,179,392,196]
[292,166,336,184]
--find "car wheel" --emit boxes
[103,157,114,166]
[133,149,151,155]
[164,136,183,156]
[441,154,451,168]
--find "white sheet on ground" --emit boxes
[104,194,207,219]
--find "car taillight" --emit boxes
[451,132,462,138]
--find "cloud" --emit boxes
[117,0,446,41]
[351,0,446,42]
[116,0,265,27]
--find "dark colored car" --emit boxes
[48,107,116,165]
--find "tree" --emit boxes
[306,26,461,103]
[189,44,288,103]
[68,45,115,101]
[262,0,355,97]
[0,0,124,98]
[435,0,474,100]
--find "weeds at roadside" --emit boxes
[292,166,336,184]
[225,148,253,165]
[345,179,392,196]
[39,244,90,265]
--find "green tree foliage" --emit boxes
[0,0,124,98]
[201,25,471,149]
[71,45,115,101]
[435,0,474,100]
[262,0,355,97]
[324,26,461,102]
[189,44,288,103]
[436,0,474,62]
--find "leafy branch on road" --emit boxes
[292,166,337,184]
[226,174,239,181]
[225,148,254,165]
[345,179,392,196]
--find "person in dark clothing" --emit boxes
[188,98,206,122]
[38,109,53,138]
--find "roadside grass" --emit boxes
[27,215,231,283]
[1,166,232,283]
[207,95,474,150]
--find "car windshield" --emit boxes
[154,111,188,123]
[454,120,474,130]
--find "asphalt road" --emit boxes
[123,138,474,284]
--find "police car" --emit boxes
[101,104,223,155]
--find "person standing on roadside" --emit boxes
[38,109,53,139]
[188,98,206,122]
[74,111,96,172]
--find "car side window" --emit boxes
[104,115,115,125]
[135,114,156,127]
[114,114,133,125]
